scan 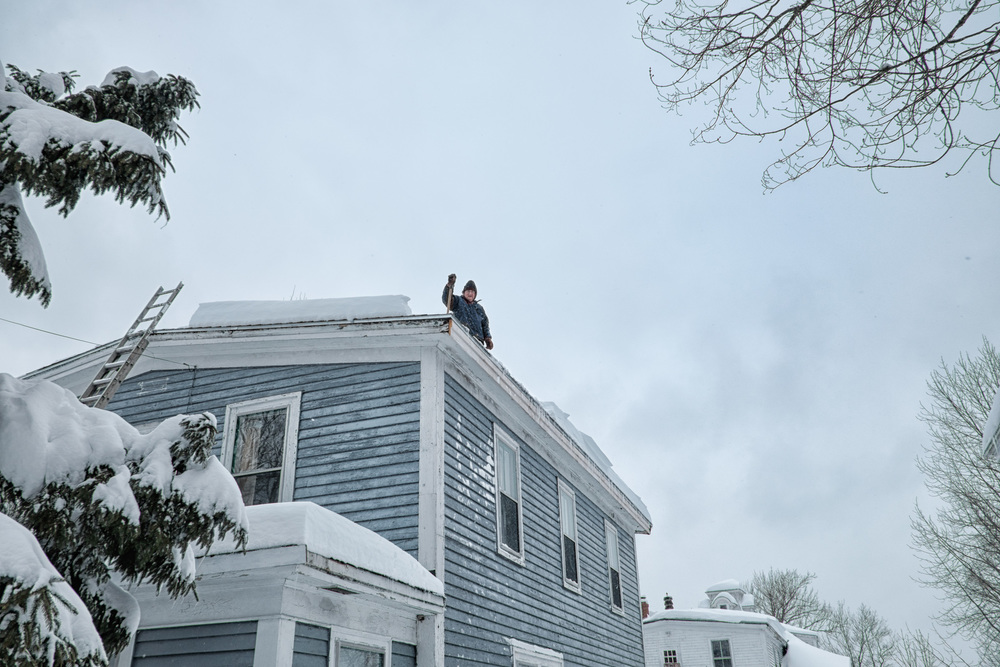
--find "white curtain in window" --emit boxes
[497,439,518,497]
[559,488,576,538]
[606,523,620,568]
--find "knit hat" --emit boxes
[463,280,477,295]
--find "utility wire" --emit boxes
[0,316,99,346]
[0,316,194,369]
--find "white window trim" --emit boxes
[494,425,525,565]
[663,648,681,666]
[331,627,392,666]
[711,638,734,667]
[221,391,302,504]
[605,518,625,614]
[508,638,564,667]
[335,637,389,667]
[557,479,581,593]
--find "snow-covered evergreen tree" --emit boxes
[0,59,198,306]
[0,373,248,666]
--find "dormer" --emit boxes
[704,579,756,612]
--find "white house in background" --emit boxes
[690,580,818,648]
[643,581,848,667]
[700,580,756,612]
[115,502,444,667]
[643,608,848,667]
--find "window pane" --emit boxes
[559,489,576,538]
[563,536,578,584]
[606,524,620,569]
[339,646,385,667]
[500,493,521,552]
[712,640,732,667]
[236,470,280,505]
[233,408,287,473]
[610,568,622,609]
[497,440,518,497]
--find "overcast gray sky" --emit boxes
[3,0,999,639]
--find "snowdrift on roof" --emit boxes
[205,501,443,596]
[189,296,412,327]
[644,608,850,667]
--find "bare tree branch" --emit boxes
[637,0,1000,188]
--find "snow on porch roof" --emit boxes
[205,501,443,596]
[188,295,412,327]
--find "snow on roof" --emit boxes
[706,578,744,593]
[206,501,443,596]
[784,632,850,667]
[541,402,651,523]
[645,608,849,667]
[646,608,785,635]
[188,295,412,327]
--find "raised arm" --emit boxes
[442,274,457,310]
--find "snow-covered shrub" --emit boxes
[0,373,248,664]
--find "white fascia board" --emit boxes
[194,543,444,616]
[23,316,452,393]
[302,550,446,613]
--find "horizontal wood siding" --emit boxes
[293,622,330,667]
[108,363,422,554]
[391,641,417,667]
[130,621,257,666]
[442,374,644,667]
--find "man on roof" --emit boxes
[443,274,493,350]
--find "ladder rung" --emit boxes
[79,282,182,409]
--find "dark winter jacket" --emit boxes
[443,285,491,343]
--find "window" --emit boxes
[338,644,384,667]
[494,428,524,562]
[711,640,733,667]
[509,638,564,667]
[664,649,679,665]
[558,480,580,590]
[222,392,301,505]
[605,519,623,612]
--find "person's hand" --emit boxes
[447,273,456,286]
[485,338,494,350]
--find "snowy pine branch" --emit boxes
[0,61,199,306]
[0,374,247,660]
[0,183,51,305]
[4,65,77,104]
[0,513,107,667]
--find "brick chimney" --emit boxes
[664,594,674,610]
[641,596,649,619]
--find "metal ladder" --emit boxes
[79,282,183,409]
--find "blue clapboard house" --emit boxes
[28,296,653,667]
